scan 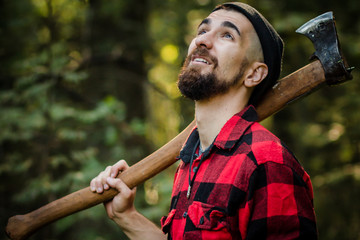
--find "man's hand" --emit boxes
[90,160,166,239]
[90,160,137,219]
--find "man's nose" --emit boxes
[195,32,213,49]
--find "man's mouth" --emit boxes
[191,56,211,65]
[186,47,218,68]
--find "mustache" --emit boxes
[185,47,218,67]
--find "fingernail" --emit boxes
[111,173,116,178]
[104,184,109,189]
[97,187,102,193]
[90,186,95,192]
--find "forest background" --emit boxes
[1,0,359,239]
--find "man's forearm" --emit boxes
[113,209,167,240]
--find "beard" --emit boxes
[177,47,248,101]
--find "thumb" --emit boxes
[106,177,130,193]
[106,177,136,199]
[106,177,122,189]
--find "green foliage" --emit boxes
[1,0,359,239]
[0,34,132,239]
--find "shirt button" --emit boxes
[193,167,198,173]
[182,212,188,218]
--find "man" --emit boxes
[90,2,317,239]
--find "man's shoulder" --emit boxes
[246,121,281,147]
[245,122,301,169]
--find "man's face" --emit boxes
[178,9,254,101]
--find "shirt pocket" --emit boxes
[160,209,176,234]
[187,201,229,231]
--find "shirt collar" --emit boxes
[179,105,258,164]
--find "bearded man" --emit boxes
[90,2,318,239]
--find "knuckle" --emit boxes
[92,177,99,184]
[90,179,95,187]
[118,159,127,166]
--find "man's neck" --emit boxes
[195,87,250,150]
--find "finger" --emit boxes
[103,166,111,190]
[110,160,130,178]
[90,179,96,192]
[106,177,132,198]
[94,178,104,193]
[93,166,112,193]
[90,175,104,193]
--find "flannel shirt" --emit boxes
[160,106,317,239]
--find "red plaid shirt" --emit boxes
[161,106,317,239]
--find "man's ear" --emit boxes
[243,62,268,88]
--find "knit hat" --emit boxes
[213,2,284,106]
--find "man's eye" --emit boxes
[198,29,207,35]
[223,32,234,40]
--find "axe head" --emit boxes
[296,12,353,85]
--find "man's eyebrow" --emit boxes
[198,18,241,37]
[198,18,211,29]
[222,21,241,36]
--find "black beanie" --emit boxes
[213,2,284,106]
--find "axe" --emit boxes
[5,12,353,240]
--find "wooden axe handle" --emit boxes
[6,60,325,240]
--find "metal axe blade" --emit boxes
[296,11,353,85]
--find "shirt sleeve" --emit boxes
[245,161,318,240]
